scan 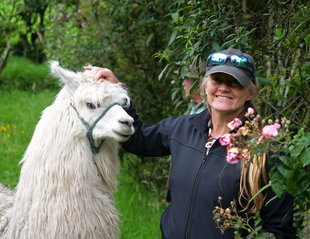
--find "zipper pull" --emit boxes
[205,141,213,155]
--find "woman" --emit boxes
[87,48,293,238]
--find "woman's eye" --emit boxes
[86,102,96,109]
[229,82,242,88]
[212,77,222,84]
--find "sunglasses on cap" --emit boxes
[207,52,256,76]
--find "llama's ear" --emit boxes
[50,61,80,92]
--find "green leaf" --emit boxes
[250,138,257,146]
[171,12,179,22]
[277,164,293,178]
[278,155,292,167]
[145,33,154,47]
[180,66,187,79]
[211,41,220,52]
[168,29,178,47]
[286,170,310,195]
[256,76,272,86]
[249,183,271,204]
[301,132,310,147]
[289,143,304,157]
[270,171,285,197]
[301,147,310,166]
[158,64,169,81]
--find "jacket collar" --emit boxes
[189,110,211,141]
[189,110,250,139]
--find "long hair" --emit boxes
[200,76,268,213]
[238,100,268,213]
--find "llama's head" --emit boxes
[50,61,134,153]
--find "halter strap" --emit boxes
[71,102,121,154]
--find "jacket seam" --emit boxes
[169,137,205,154]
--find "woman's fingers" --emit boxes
[84,66,119,83]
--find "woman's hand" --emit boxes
[84,66,119,84]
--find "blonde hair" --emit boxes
[200,75,267,213]
[239,153,268,213]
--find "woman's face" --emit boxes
[204,73,254,116]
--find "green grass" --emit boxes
[117,172,163,239]
[0,89,57,187]
[0,89,163,238]
[0,56,59,91]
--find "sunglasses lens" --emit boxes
[230,55,249,68]
[208,53,227,65]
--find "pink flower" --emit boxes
[262,124,279,139]
[247,107,255,115]
[219,133,232,146]
[227,118,242,130]
[66,14,71,19]
[81,22,86,28]
[77,9,81,13]
[257,136,264,144]
[226,147,242,164]
[274,123,281,130]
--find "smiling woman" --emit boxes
[85,48,293,239]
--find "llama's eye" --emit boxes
[121,98,129,108]
[86,102,96,110]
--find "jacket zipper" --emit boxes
[184,149,213,239]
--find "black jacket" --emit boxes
[122,105,293,239]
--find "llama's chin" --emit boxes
[111,130,133,142]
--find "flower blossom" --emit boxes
[274,123,281,130]
[239,126,250,136]
[262,123,281,139]
[227,118,242,130]
[247,107,255,115]
[226,147,242,164]
[219,133,232,146]
[257,136,264,144]
[241,148,250,160]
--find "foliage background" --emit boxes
[1,0,310,237]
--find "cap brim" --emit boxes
[205,65,252,87]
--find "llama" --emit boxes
[0,61,134,239]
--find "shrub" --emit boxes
[0,56,60,92]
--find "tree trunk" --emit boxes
[0,41,12,74]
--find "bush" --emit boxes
[0,56,60,92]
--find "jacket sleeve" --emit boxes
[121,104,171,157]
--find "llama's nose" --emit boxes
[119,117,134,127]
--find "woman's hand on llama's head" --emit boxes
[84,66,119,84]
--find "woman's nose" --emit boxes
[218,82,229,91]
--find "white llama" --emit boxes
[0,61,134,239]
